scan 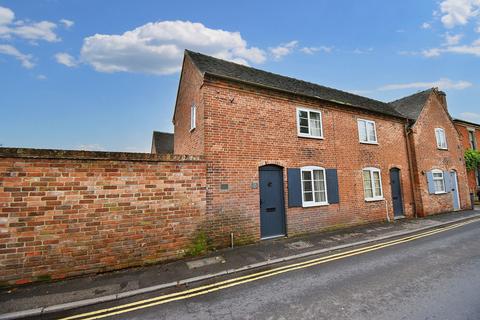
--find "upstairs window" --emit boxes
[300,166,328,206]
[190,104,196,131]
[468,129,477,150]
[297,108,323,139]
[432,169,446,193]
[357,119,377,144]
[435,128,447,149]
[362,167,383,201]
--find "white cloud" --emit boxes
[36,74,47,80]
[269,40,298,60]
[443,32,463,45]
[300,46,333,54]
[0,6,14,25]
[440,0,480,28]
[0,6,59,42]
[11,20,59,42]
[55,52,78,67]
[423,37,480,57]
[77,144,104,151]
[379,78,472,91]
[353,47,374,54]
[458,111,480,121]
[0,44,34,68]
[421,22,432,29]
[80,20,266,75]
[60,19,74,29]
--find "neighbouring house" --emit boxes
[151,131,174,154]
[173,50,470,244]
[453,118,480,201]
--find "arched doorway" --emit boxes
[389,168,404,218]
[259,165,286,239]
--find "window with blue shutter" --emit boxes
[326,169,339,204]
[287,168,302,207]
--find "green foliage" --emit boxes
[465,149,480,171]
[186,231,209,257]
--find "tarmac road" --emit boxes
[42,218,480,320]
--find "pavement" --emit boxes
[1,208,480,319]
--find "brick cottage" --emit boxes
[0,50,472,285]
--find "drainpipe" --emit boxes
[404,123,418,218]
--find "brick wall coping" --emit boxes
[0,147,203,162]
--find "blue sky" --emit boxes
[1,0,479,152]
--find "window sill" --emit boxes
[434,191,447,195]
[437,147,448,151]
[365,197,384,202]
[359,141,379,145]
[298,134,324,140]
[302,202,329,208]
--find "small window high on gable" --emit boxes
[190,104,196,131]
[435,128,447,149]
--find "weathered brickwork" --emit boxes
[454,121,480,198]
[0,149,206,285]
[408,92,471,216]
[175,75,414,245]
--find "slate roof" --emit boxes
[453,118,480,128]
[185,50,405,119]
[388,89,433,120]
[151,131,174,154]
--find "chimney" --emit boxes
[437,90,448,109]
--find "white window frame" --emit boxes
[190,104,196,131]
[431,169,446,194]
[357,119,378,144]
[362,167,384,201]
[435,128,447,150]
[296,107,324,139]
[468,128,477,150]
[300,166,329,207]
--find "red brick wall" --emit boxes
[408,92,471,216]
[0,148,206,285]
[199,78,414,245]
[454,122,480,197]
[173,56,205,155]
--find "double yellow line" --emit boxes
[61,218,479,320]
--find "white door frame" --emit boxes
[451,171,460,211]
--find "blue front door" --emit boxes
[259,165,286,239]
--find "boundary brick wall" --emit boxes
[0,148,206,285]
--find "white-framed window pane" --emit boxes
[367,122,376,141]
[304,191,313,202]
[299,111,309,134]
[313,170,326,202]
[358,120,367,142]
[434,180,444,192]
[373,171,381,196]
[363,170,373,198]
[309,112,322,137]
[190,104,196,130]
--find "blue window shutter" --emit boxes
[426,171,435,194]
[443,171,451,192]
[326,169,340,204]
[287,168,302,207]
